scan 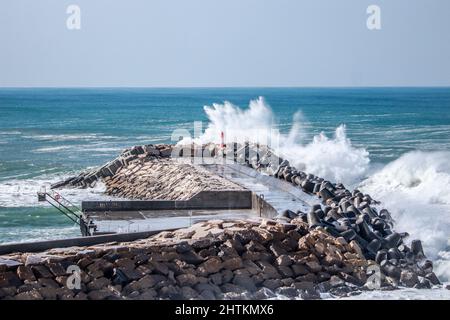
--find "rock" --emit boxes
[0,258,22,269]
[136,274,165,290]
[291,264,309,276]
[88,289,114,300]
[293,281,315,291]
[349,241,364,259]
[276,255,292,267]
[296,273,318,283]
[209,273,222,286]
[276,287,299,298]
[17,266,36,281]
[299,288,321,300]
[305,261,322,273]
[38,287,58,300]
[338,273,364,286]
[175,242,193,254]
[191,238,212,250]
[198,289,217,300]
[384,233,402,249]
[415,277,432,289]
[198,257,222,275]
[262,279,282,291]
[411,239,425,258]
[221,283,247,294]
[0,271,22,287]
[47,263,67,277]
[136,289,157,300]
[257,261,281,279]
[73,292,88,300]
[178,251,204,265]
[25,255,44,266]
[400,270,419,288]
[112,268,129,285]
[269,242,288,257]
[149,261,169,275]
[335,237,348,246]
[114,258,135,270]
[180,286,198,300]
[242,260,261,275]
[38,278,60,288]
[15,290,43,300]
[195,283,222,296]
[425,272,441,286]
[176,274,199,287]
[382,264,401,280]
[77,257,94,269]
[221,269,234,283]
[253,287,276,299]
[233,274,257,292]
[222,257,243,271]
[31,265,53,279]
[116,267,142,282]
[87,277,111,291]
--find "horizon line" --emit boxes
[1,85,450,89]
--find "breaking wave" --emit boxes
[180,97,370,186]
[360,151,450,280]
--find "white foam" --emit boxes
[0,173,116,207]
[360,151,450,280]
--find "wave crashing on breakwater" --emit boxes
[181,97,370,186]
[360,151,450,281]
[182,97,450,282]
[1,96,449,285]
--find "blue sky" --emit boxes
[1,0,450,87]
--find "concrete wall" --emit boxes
[0,229,178,255]
[82,190,253,212]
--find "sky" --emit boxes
[1,0,450,87]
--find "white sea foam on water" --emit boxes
[327,286,450,300]
[0,226,80,245]
[360,151,450,281]
[180,97,370,186]
[0,173,115,207]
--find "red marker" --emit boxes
[220,131,224,148]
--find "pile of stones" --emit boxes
[103,158,243,200]
[51,144,174,189]
[0,219,375,300]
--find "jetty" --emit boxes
[0,143,443,300]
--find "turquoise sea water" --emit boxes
[1,88,450,244]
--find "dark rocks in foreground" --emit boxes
[2,219,372,300]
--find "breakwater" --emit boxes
[51,142,444,289]
[0,143,443,299]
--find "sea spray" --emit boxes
[0,173,112,207]
[360,151,450,280]
[180,97,371,186]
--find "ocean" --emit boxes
[1,87,450,287]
